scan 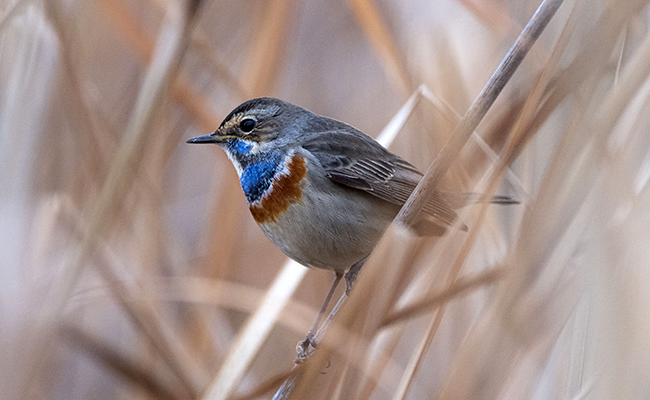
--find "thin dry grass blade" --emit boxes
[19,2,201,396]
[98,0,222,131]
[201,261,307,400]
[287,226,415,399]
[381,268,503,327]
[527,0,650,143]
[437,4,650,399]
[185,5,303,382]
[229,368,294,400]
[240,0,295,96]
[376,87,422,145]
[454,0,519,36]
[60,324,183,400]
[418,85,530,201]
[347,0,412,96]
[381,2,567,398]
[51,0,221,374]
[393,182,506,399]
[396,0,565,227]
[5,1,650,399]
[49,195,205,397]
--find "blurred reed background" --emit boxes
[1,0,650,399]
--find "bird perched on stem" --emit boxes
[187,97,516,358]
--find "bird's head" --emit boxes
[186,97,314,163]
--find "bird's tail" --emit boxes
[444,192,519,208]
[487,194,519,205]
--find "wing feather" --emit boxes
[301,127,458,227]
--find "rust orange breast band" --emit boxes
[249,154,307,224]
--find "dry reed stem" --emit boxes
[526,0,650,147]
[369,90,520,391]
[53,0,221,376]
[98,0,223,131]
[417,85,530,200]
[444,0,584,351]
[285,227,414,399]
[50,194,204,397]
[4,0,649,399]
[437,4,650,398]
[235,250,502,399]
[354,233,459,399]
[394,162,512,397]
[396,0,565,227]
[45,4,115,170]
[376,87,422,144]
[198,2,313,398]
[454,0,519,36]
[275,82,516,396]
[60,324,183,400]
[19,2,201,396]
[348,0,413,96]
[64,0,211,389]
[201,261,307,400]
[381,268,504,327]
[229,368,295,400]
[240,0,295,96]
[67,275,326,344]
[276,1,566,398]
[505,0,650,309]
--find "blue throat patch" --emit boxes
[231,139,253,154]
[227,139,285,203]
[240,160,279,203]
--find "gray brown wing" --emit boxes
[301,129,458,227]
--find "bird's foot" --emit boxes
[344,259,365,294]
[295,333,316,363]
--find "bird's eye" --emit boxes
[240,118,256,133]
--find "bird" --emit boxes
[187,97,516,357]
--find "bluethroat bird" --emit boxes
[188,97,516,355]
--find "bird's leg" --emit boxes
[295,258,369,362]
[307,271,343,340]
[296,271,343,361]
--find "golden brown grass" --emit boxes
[1,0,650,399]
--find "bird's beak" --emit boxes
[186,132,223,144]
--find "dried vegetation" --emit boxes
[1,0,650,399]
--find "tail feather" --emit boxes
[444,192,519,208]
[489,194,519,205]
